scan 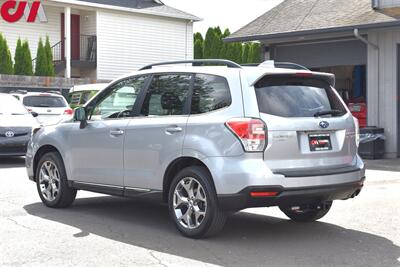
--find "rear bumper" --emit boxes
[218,177,365,211]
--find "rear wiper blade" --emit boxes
[314,109,342,117]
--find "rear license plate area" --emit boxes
[308,133,332,151]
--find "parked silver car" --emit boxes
[26,60,365,238]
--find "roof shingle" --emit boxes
[227,0,400,41]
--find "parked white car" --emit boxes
[11,91,73,126]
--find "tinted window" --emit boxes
[191,74,231,114]
[23,96,67,108]
[140,74,191,116]
[90,76,148,120]
[255,77,346,118]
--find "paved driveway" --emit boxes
[0,157,399,266]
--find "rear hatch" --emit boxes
[23,95,70,125]
[254,74,357,173]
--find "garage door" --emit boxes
[273,39,367,69]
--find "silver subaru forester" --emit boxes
[26,60,365,238]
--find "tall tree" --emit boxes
[35,38,48,76]
[21,40,33,75]
[241,43,251,64]
[222,28,231,38]
[219,29,231,60]
[233,43,243,64]
[249,43,262,63]
[0,34,14,75]
[194,38,203,59]
[194,32,203,43]
[14,38,23,75]
[203,27,216,59]
[44,36,55,76]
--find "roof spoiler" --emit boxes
[252,72,336,87]
[242,60,309,71]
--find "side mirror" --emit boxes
[31,112,39,118]
[74,107,88,129]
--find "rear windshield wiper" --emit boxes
[314,109,343,117]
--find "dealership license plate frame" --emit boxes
[308,133,332,152]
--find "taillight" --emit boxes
[64,109,74,115]
[353,116,360,147]
[250,191,278,197]
[225,118,267,152]
[295,72,313,78]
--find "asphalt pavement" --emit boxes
[0,157,399,267]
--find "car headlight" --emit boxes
[31,126,42,136]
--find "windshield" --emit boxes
[255,77,346,118]
[23,95,67,108]
[0,95,29,115]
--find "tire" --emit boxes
[279,201,333,222]
[36,151,76,208]
[168,166,227,238]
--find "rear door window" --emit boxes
[255,77,346,117]
[191,74,231,114]
[23,96,67,108]
[140,74,191,116]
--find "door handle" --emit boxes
[165,126,183,134]
[110,129,125,136]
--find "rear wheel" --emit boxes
[168,166,227,238]
[36,152,76,208]
[279,201,332,222]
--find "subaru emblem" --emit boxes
[5,131,15,138]
[319,121,329,129]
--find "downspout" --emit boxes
[353,28,380,126]
[354,29,378,49]
[185,20,193,60]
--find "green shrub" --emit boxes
[0,33,14,75]
[44,36,55,76]
[35,38,48,76]
[194,39,203,59]
[21,41,33,76]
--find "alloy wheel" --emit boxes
[39,161,60,202]
[173,177,207,229]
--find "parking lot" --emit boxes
[0,157,399,267]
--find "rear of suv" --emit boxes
[26,60,365,238]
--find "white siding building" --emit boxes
[0,0,199,80]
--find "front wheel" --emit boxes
[36,152,77,208]
[168,166,227,238]
[279,201,333,222]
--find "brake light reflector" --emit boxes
[225,118,266,152]
[64,109,74,115]
[295,72,313,78]
[250,191,278,197]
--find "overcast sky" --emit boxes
[162,0,283,36]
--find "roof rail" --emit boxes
[9,89,28,94]
[45,90,62,95]
[139,59,242,71]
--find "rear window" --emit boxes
[255,77,346,118]
[23,95,67,108]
